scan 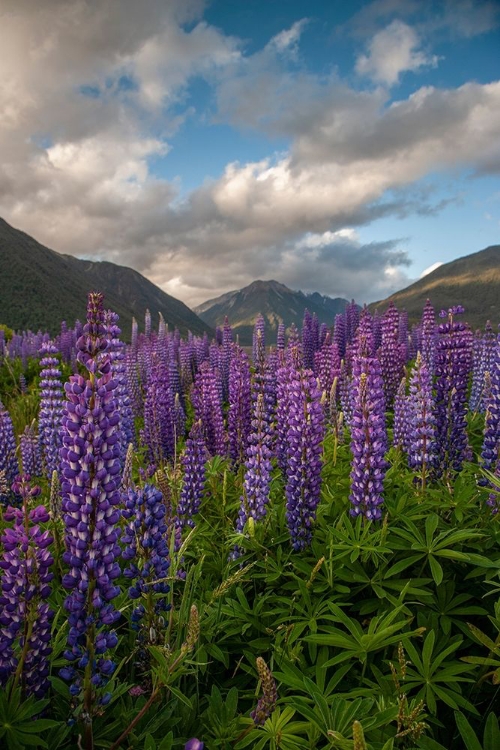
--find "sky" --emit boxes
[0,0,499,308]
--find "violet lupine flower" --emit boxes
[221,316,233,402]
[285,368,325,550]
[185,740,204,750]
[145,308,152,339]
[59,292,121,703]
[470,321,497,413]
[349,353,388,521]
[177,421,207,528]
[122,484,170,635]
[236,393,273,535]
[0,400,18,503]
[420,299,436,373]
[142,358,175,467]
[407,353,437,483]
[192,362,226,457]
[0,477,53,697]
[38,341,64,478]
[334,314,347,359]
[480,327,500,510]
[276,360,293,476]
[20,422,42,477]
[131,317,139,353]
[346,300,360,345]
[104,310,134,462]
[228,346,252,467]
[435,306,473,476]
[301,309,315,370]
[378,302,404,408]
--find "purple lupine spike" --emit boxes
[276,322,286,351]
[346,300,360,344]
[314,336,341,396]
[319,322,329,348]
[221,316,233,403]
[0,477,54,697]
[142,358,175,467]
[480,327,500,510]
[421,299,436,373]
[192,362,226,456]
[276,358,294,476]
[0,400,18,503]
[338,360,352,428]
[378,302,404,408]
[236,393,273,533]
[393,377,409,451]
[334,313,347,359]
[470,321,497,413]
[131,317,139,353]
[373,309,382,351]
[285,368,324,549]
[253,314,266,370]
[407,352,437,486]
[59,293,121,706]
[196,332,210,368]
[349,351,388,520]
[435,306,473,476]
[228,346,252,467]
[329,377,344,444]
[38,341,64,478]
[301,309,314,370]
[20,422,42,477]
[105,311,134,463]
[122,484,170,637]
[177,421,207,528]
[398,310,409,345]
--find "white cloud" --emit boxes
[355,20,440,86]
[420,261,443,277]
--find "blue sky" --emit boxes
[0,0,499,307]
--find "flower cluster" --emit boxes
[38,341,64,478]
[177,421,207,528]
[0,399,18,503]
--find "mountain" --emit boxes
[0,218,212,339]
[371,246,500,329]
[195,279,350,344]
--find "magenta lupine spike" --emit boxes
[349,351,388,520]
[0,477,54,697]
[177,421,208,528]
[480,327,500,510]
[435,306,473,476]
[228,346,252,467]
[192,362,226,456]
[0,400,18,503]
[59,292,121,705]
[20,422,42,477]
[285,368,324,549]
[38,341,64,478]
[408,353,437,483]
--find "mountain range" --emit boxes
[195,279,349,345]
[371,245,500,329]
[0,217,211,339]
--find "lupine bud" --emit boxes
[251,657,277,726]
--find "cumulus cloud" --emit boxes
[0,1,499,309]
[355,20,439,85]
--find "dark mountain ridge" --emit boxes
[195,279,350,344]
[0,217,211,339]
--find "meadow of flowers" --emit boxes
[0,291,499,750]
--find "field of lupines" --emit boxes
[0,292,499,750]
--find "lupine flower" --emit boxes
[59,292,121,704]
[408,353,437,485]
[105,310,135,462]
[236,393,273,534]
[142,358,175,467]
[192,362,226,456]
[470,321,497,413]
[480,327,500,510]
[378,302,404,407]
[285,368,324,549]
[38,341,64,478]
[185,739,204,750]
[276,322,286,351]
[393,378,409,452]
[0,399,18,503]
[177,421,207,528]
[253,314,266,369]
[122,484,170,637]
[334,313,346,359]
[435,306,473,476]
[228,346,252,467]
[421,299,436,373]
[349,349,388,520]
[346,300,360,345]
[20,421,42,477]
[251,657,277,726]
[0,476,54,697]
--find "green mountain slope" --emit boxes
[0,217,211,338]
[371,246,500,328]
[195,279,349,345]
